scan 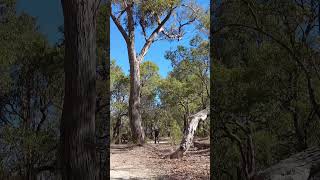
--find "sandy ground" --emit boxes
[110,139,210,180]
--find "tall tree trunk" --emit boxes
[111,2,175,145]
[126,4,145,145]
[128,49,145,144]
[60,0,98,179]
[169,108,209,159]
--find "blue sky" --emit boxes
[16,0,63,44]
[16,0,209,77]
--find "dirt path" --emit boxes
[110,139,210,180]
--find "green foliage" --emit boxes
[110,60,129,142]
[0,11,44,99]
[169,120,183,145]
[0,2,112,178]
[110,33,209,143]
[197,9,209,32]
[110,60,129,113]
[2,125,57,157]
[138,0,181,15]
[157,34,209,137]
[0,3,65,178]
[141,61,160,99]
[212,0,320,178]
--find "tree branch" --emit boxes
[111,9,129,43]
[159,4,199,41]
[137,8,176,60]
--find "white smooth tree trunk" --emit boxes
[169,108,209,159]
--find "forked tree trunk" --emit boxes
[169,108,209,159]
[60,0,98,179]
[111,3,175,145]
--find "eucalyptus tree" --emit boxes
[210,0,320,179]
[161,9,210,157]
[111,0,201,144]
[156,30,210,158]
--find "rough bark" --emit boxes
[253,146,320,180]
[168,108,209,159]
[60,0,98,179]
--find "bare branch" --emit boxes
[159,4,199,41]
[139,19,148,41]
[111,6,129,43]
[116,8,126,19]
[161,17,196,40]
[138,7,177,60]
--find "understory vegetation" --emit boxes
[211,0,320,179]
[0,1,109,178]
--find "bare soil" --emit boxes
[110,138,210,180]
